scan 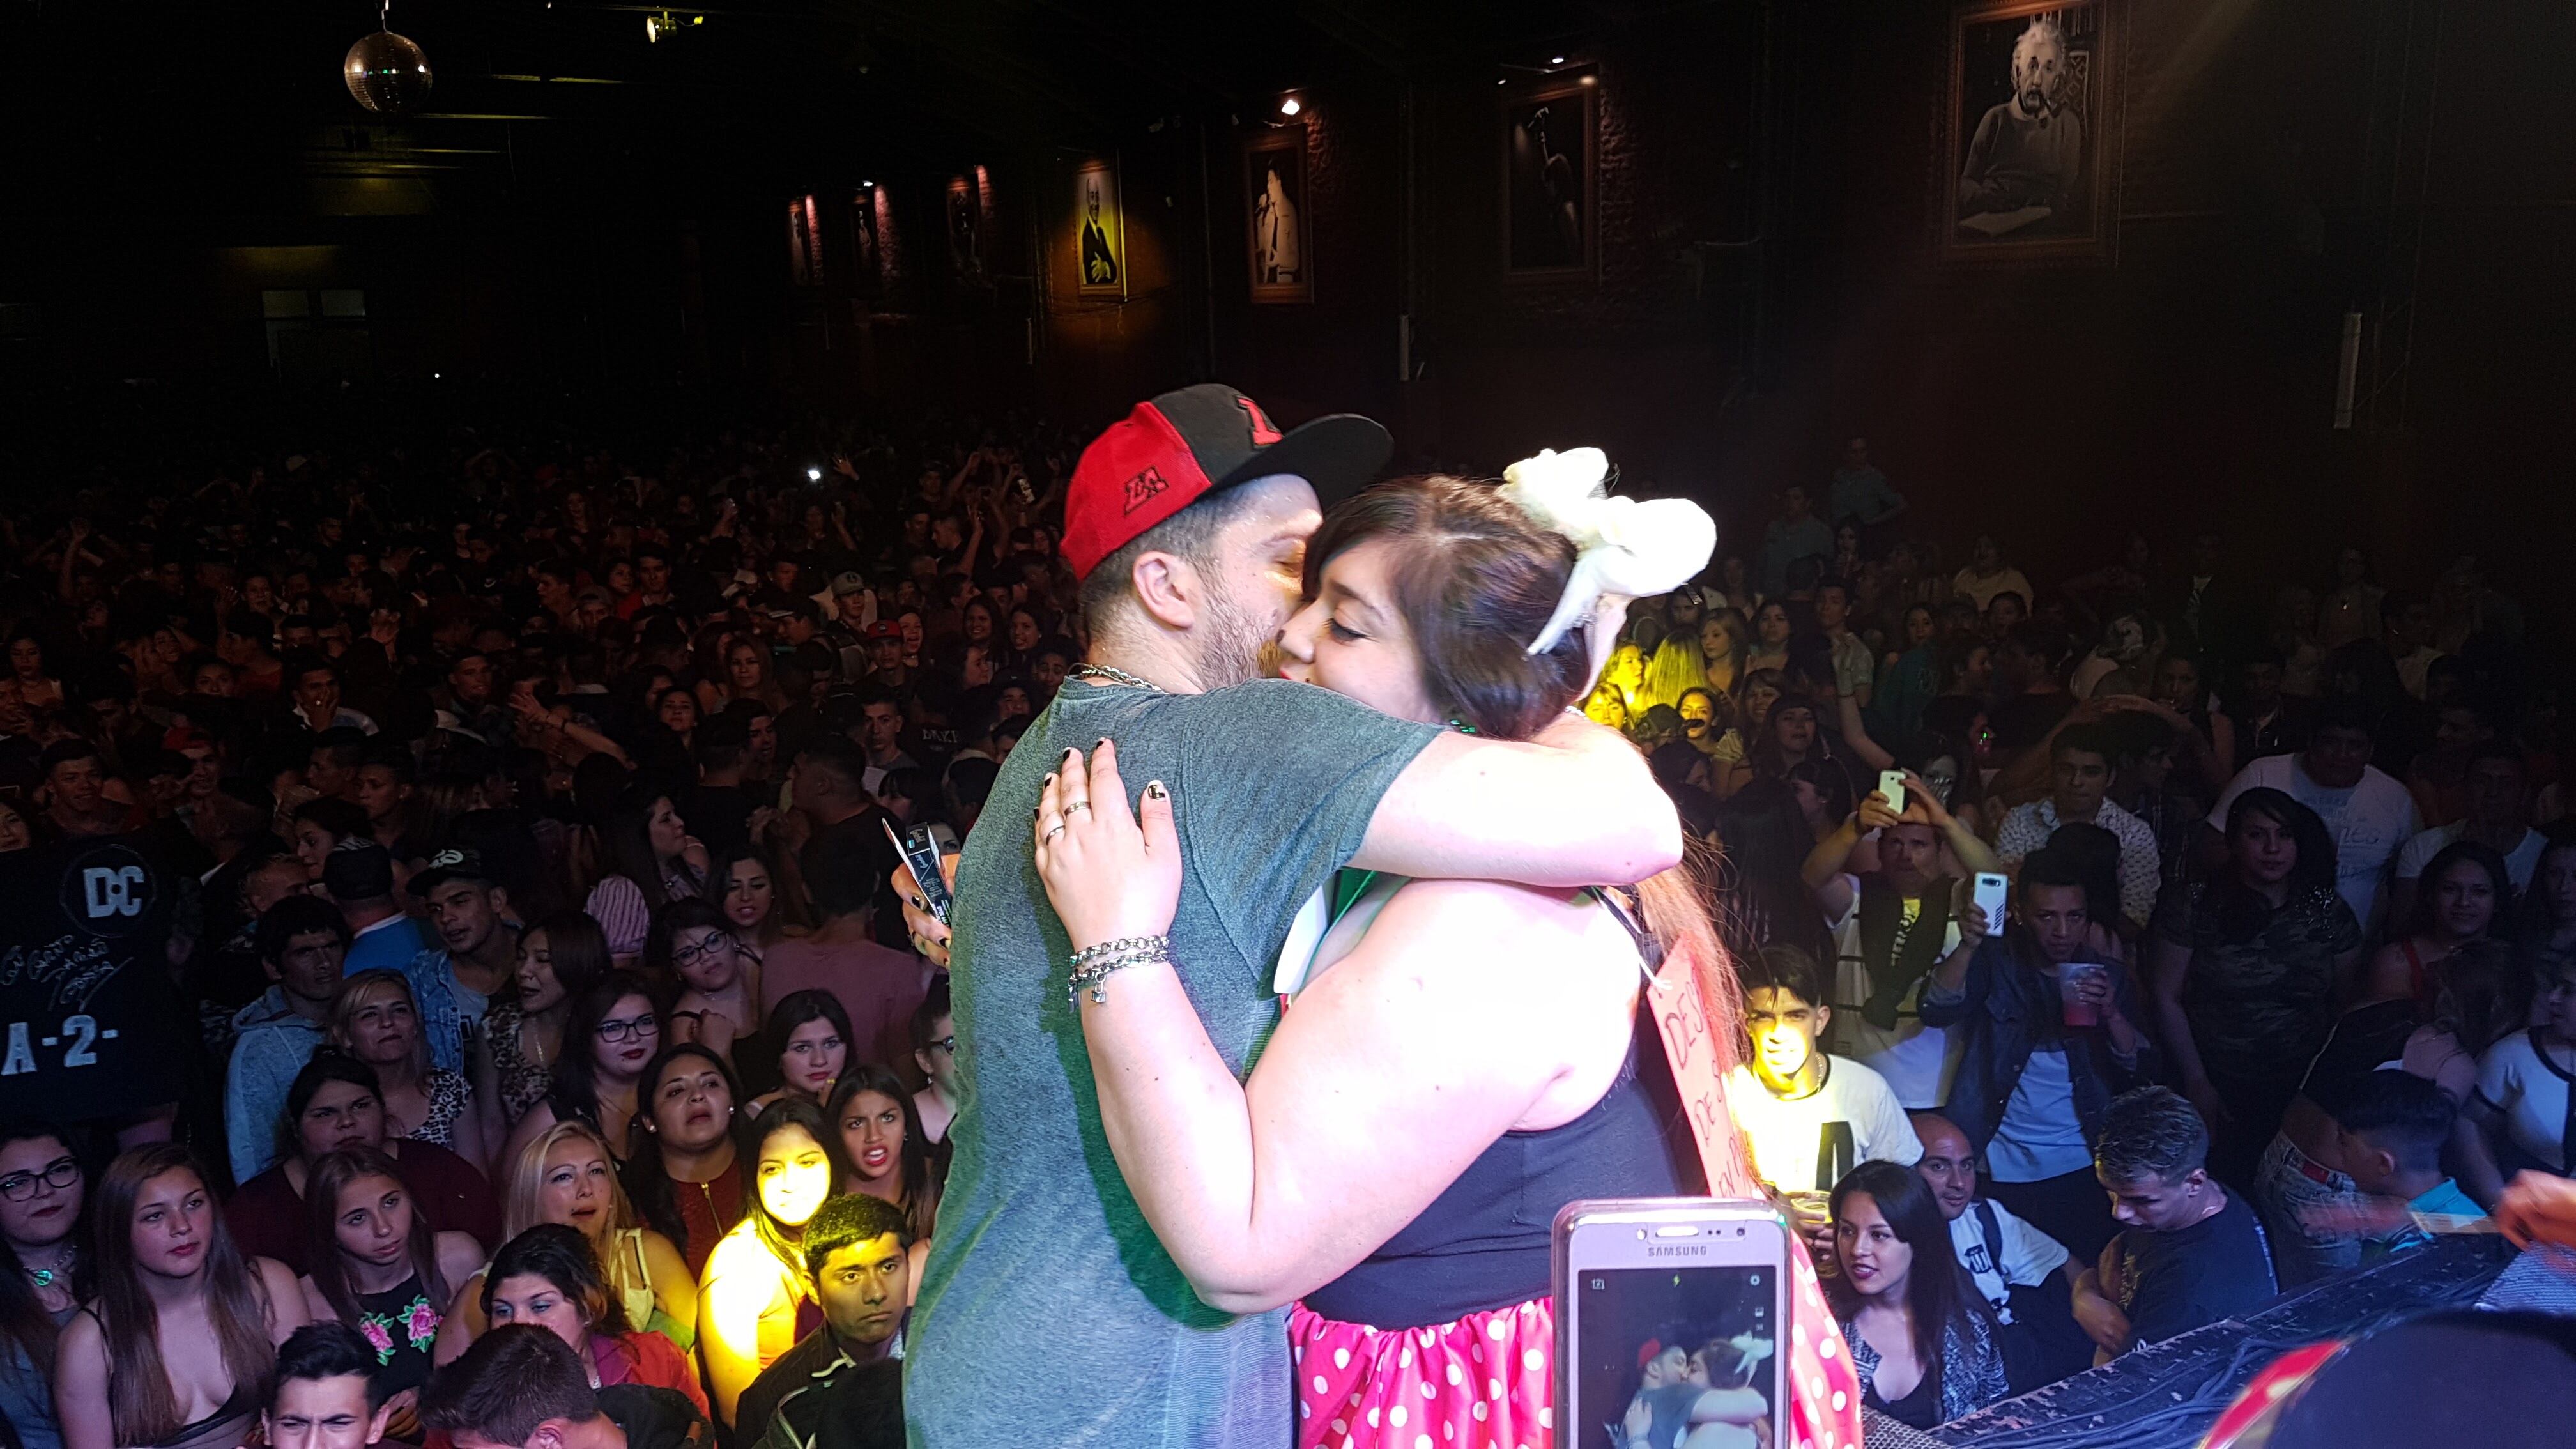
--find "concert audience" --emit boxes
[330,971,488,1165]
[0,385,2555,1439]
[730,1193,912,1449]
[1922,849,2149,1264]
[52,1145,310,1449]
[262,1322,397,1449]
[418,1323,707,1449]
[1803,772,1999,1109]
[1909,1114,2090,1390]
[698,1098,845,1427]
[1731,947,1923,1196]
[430,1123,691,1365]
[1828,1159,2011,1428]
[621,1045,751,1278]
[824,1070,938,1248]
[225,1054,499,1278]
[0,1124,87,1449]
[2148,788,2363,1189]
[291,1146,481,1410]
[473,1227,707,1415]
[228,898,356,1184]
[2072,1088,2276,1362]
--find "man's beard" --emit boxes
[1192,582,1274,689]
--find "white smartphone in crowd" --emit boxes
[1972,871,2009,930]
[1555,1200,1788,1449]
[1876,769,1908,818]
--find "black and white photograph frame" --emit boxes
[1503,73,1598,280]
[1938,0,2123,265]
[1243,125,1312,304]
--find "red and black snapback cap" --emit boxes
[1062,383,1393,580]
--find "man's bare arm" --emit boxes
[1352,711,1682,887]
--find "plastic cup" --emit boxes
[2061,961,2106,1028]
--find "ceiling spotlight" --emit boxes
[1551,56,1567,65]
[860,180,873,188]
[644,11,702,42]
[1279,95,1301,117]
[808,467,824,481]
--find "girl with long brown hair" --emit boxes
[1029,462,1851,1449]
[52,1144,309,1449]
[295,1147,481,1414]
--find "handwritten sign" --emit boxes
[1643,933,1753,1195]
[0,836,187,1123]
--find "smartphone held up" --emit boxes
[1556,1200,1789,1449]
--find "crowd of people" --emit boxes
[1583,445,2565,1425]
[0,387,2563,1449]
[0,406,1036,1449]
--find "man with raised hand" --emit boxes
[900,385,1681,1448]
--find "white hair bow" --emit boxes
[1499,447,1717,656]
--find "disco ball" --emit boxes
[344,31,433,114]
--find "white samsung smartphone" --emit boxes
[1556,1199,1788,1449]
[1972,871,2009,930]
[1876,769,1908,818]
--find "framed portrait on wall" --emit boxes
[848,188,880,296]
[1939,0,2123,263]
[786,195,824,286]
[1073,158,1126,298]
[947,174,985,286]
[1503,73,1597,279]
[1243,125,1312,303]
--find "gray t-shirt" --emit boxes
[905,679,1438,1449]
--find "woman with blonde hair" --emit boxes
[431,1120,693,1365]
[1635,618,1710,716]
[52,1145,309,1449]
[332,969,487,1165]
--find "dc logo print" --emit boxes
[1123,466,1169,514]
[84,867,145,917]
[59,843,155,937]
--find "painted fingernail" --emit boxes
[1145,781,1167,799]
[1095,738,1108,750]
[1062,747,1079,763]
[1043,772,1056,786]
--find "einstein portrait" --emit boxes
[1942,0,2120,262]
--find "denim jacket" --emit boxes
[1917,935,2155,1158]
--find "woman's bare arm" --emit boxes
[1037,745,1595,1314]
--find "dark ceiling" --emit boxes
[4,0,1687,222]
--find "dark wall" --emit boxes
[976,0,2572,641]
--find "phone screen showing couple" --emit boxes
[1574,1267,1781,1449]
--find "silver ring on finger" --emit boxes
[1043,822,1067,841]
[1064,801,1092,815]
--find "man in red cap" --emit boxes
[905,384,1685,1448]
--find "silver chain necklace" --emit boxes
[1067,663,1167,693]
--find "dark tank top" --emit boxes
[1300,896,1699,1330]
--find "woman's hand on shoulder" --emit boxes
[1032,740,1181,953]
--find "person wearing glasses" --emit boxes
[650,900,762,1067]
[501,972,665,1169]
[908,980,958,1151]
[0,1124,88,1449]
